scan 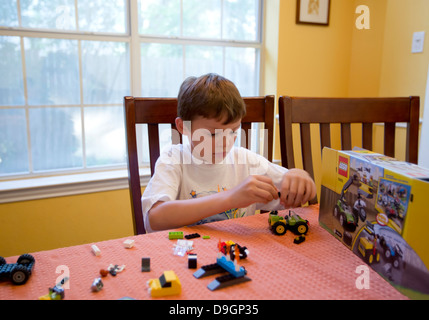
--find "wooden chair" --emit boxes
[124,95,275,234]
[278,96,420,204]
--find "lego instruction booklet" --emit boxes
[319,148,429,299]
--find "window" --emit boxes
[0,0,262,179]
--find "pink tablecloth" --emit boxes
[0,205,407,300]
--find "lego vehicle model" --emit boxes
[334,198,358,232]
[333,175,366,232]
[268,210,309,236]
[379,236,404,269]
[358,223,380,264]
[194,244,251,291]
[0,254,35,285]
[358,237,380,264]
[147,270,181,297]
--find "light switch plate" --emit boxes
[412,31,425,53]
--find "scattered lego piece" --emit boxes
[294,235,306,244]
[173,239,194,256]
[39,277,69,300]
[91,244,101,256]
[99,269,109,277]
[148,270,181,297]
[0,254,35,285]
[107,264,125,276]
[123,239,135,249]
[169,231,184,240]
[141,257,151,272]
[188,254,197,269]
[185,233,201,239]
[91,278,104,292]
[202,235,210,239]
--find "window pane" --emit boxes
[185,45,223,78]
[225,47,258,96]
[138,0,180,36]
[0,0,19,27]
[84,106,126,167]
[0,109,29,175]
[183,0,221,39]
[223,0,258,41]
[78,0,126,33]
[24,37,80,105]
[81,41,130,104]
[20,0,76,30]
[136,124,149,164]
[141,43,183,97]
[0,36,25,106]
[29,107,82,171]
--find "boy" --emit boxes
[142,73,316,232]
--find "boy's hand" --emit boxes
[279,169,316,207]
[227,175,279,209]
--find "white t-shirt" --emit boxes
[141,143,288,232]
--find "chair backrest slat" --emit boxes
[362,123,373,150]
[319,123,331,150]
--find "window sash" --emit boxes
[0,0,263,180]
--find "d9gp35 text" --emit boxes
[213,304,258,315]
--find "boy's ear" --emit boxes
[176,117,192,136]
[175,117,185,135]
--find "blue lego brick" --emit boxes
[216,256,246,278]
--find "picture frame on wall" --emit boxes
[296,0,331,26]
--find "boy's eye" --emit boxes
[209,130,238,137]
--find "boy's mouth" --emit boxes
[213,151,227,159]
[214,152,226,157]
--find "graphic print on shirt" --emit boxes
[189,185,245,225]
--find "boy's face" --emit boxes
[176,116,241,164]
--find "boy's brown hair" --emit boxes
[177,73,246,124]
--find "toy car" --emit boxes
[379,236,404,269]
[358,237,380,264]
[147,270,181,297]
[268,210,309,236]
[0,254,35,285]
[333,198,358,232]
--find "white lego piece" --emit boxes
[91,244,101,256]
[173,240,194,256]
[123,239,135,249]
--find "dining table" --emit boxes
[0,205,407,302]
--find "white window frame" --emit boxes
[0,0,264,203]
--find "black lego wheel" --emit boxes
[17,254,35,265]
[11,265,30,285]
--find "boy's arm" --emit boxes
[148,175,279,231]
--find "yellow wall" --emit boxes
[1,0,428,257]
[379,0,429,103]
[348,0,387,97]
[276,0,354,98]
[376,0,428,160]
[0,189,134,257]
